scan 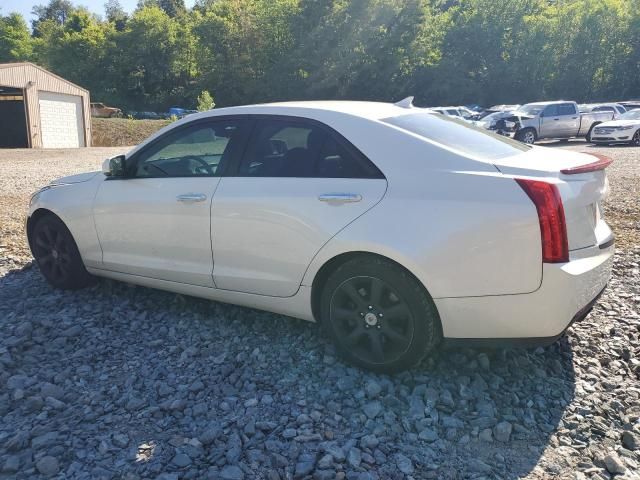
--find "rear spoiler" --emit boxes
[560,153,613,175]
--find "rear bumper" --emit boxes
[435,238,614,342]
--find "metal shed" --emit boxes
[0,62,91,148]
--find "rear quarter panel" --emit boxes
[301,119,542,298]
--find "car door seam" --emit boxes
[298,179,389,289]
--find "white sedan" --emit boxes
[27,99,614,372]
[590,108,640,145]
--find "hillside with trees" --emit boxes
[0,0,638,111]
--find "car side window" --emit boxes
[238,118,381,178]
[558,103,577,115]
[543,105,559,117]
[133,120,242,178]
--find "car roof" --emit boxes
[522,100,573,106]
[175,100,417,123]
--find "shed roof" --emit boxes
[0,62,89,94]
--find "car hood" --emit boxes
[595,119,640,128]
[50,171,100,186]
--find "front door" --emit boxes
[211,116,387,297]
[93,118,246,287]
[539,104,562,138]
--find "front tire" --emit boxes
[586,123,599,143]
[516,128,536,145]
[31,215,95,290]
[631,129,640,146]
[320,256,441,373]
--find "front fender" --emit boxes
[27,178,104,268]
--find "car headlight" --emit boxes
[615,126,634,131]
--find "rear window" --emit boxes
[382,112,529,160]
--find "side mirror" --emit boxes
[102,155,126,177]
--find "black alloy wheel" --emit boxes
[31,215,95,290]
[330,276,415,366]
[321,256,441,373]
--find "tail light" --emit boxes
[516,179,569,263]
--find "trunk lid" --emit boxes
[491,147,610,251]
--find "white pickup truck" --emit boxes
[512,101,615,144]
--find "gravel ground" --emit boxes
[0,142,639,479]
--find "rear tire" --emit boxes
[31,215,95,290]
[516,128,536,145]
[320,256,441,373]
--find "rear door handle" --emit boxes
[318,193,362,204]
[177,193,207,203]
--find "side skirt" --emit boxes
[86,267,315,322]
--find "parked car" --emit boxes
[473,110,518,130]
[579,103,626,119]
[430,106,474,121]
[589,108,640,146]
[488,104,521,112]
[513,101,614,144]
[167,107,198,119]
[91,102,122,118]
[130,111,166,120]
[26,99,614,373]
[617,100,640,111]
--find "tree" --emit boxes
[105,0,128,31]
[32,0,74,35]
[0,13,33,62]
[196,90,215,110]
[159,0,186,17]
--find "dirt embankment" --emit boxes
[92,118,170,147]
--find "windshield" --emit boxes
[620,109,640,120]
[515,104,544,116]
[383,112,529,160]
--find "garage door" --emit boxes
[39,92,85,148]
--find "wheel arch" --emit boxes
[26,208,61,250]
[586,122,601,140]
[309,250,441,334]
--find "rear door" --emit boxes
[557,103,580,137]
[211,116,387,297]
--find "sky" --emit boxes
[1,0,196,22]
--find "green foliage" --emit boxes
[197,90,215,111]
[0,13,33,61]
[5,0,639,113]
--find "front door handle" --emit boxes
[318,193,362,204]
[177,193,207,203]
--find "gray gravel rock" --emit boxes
[494,421,512,442]
[622,431,639,451]
[603,452,627,474]
[220,465,244,480]
[395,453,413,474]
[35,456,59,477]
